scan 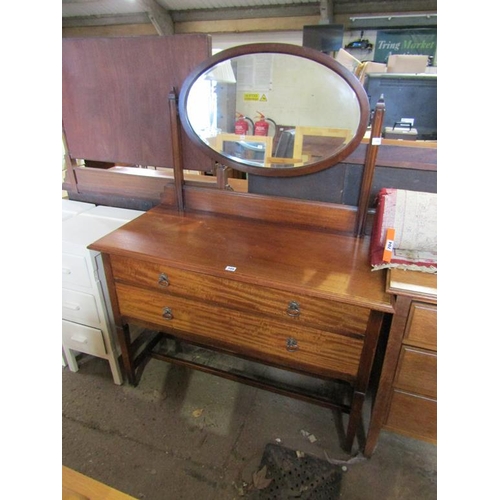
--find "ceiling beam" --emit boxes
[319,0,334,23]
[171,4,320,23]
[175,16,321,34]
[144,0,174,35]
[62,13,151,28]
[332,0,437,15]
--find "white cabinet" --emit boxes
[62,200,144,384]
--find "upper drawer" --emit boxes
[110,255,371,337]
[62,253,92,289]
[404,302,437,351]
[115,282,364,381]
[62,288,101,328]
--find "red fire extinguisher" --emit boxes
[254,112,270,136]
[235,112,253,135]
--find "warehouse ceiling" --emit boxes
[62,0,438,32]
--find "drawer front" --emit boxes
[110,255,371,336]
[115,283,364,380]
[62,288,101,328]
[62,319,107,357]
[394,346,437,399]
[62,253,92,288]
[385,390,437,443]
[404,302,437,350]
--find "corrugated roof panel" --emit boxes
[62,0,151,17]
[62,0,320,17]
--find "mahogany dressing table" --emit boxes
[66,40,396,454]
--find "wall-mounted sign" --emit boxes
[243,93,260,101]
[374,29,437,63]
[243,93,268,101]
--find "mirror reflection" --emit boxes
[185,52,362,169]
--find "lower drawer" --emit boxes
[385,390,437,443]
[115,283,364,380]
[62,320,107,357]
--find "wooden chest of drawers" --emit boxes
[385,301,437,440]
[365,270,437,455]
[90,204,394,452]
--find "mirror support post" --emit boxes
[215,163,230,189]
[169,88,185,212]
[355,98,385,237]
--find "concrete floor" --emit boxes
[62,348,437,500]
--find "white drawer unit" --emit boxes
[62,200,144,384]
[62,199,95,221]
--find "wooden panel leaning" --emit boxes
[62,35,213,207]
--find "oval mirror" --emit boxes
[179,43,369,177]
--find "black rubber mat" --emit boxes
[249,443,343,499]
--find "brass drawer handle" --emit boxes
[162,307,173,320]
[158,273,170,287]
[286,301,300,317]
[286,337,299,352]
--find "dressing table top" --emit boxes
[89,205,393,313]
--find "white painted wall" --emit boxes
[211,31,303,52]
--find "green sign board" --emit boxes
[374,29,437,63]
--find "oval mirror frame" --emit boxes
[179,43,370,177]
